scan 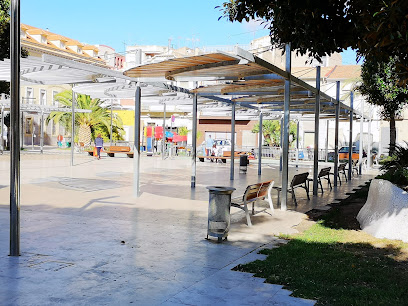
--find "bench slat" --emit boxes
[105,146,131,153]
[231,180,274,226]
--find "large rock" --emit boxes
[357,179,408,242]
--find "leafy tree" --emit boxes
[357,57,408,155]
[378,142,408,190]
[252,119,297,147]
[218,0,408,81]
[178,126,189,136]
[46,90,124,145]
[0,0,28,94]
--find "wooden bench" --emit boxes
[222,151,247,158]
[308,167,332,194]
[197,155,227,163]
[273,172,310,206]
[105,146,134,158]
[231,180,274,226]
[197,151,248,163]
[85,147,95,156]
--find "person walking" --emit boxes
[95,134,103,160]
[205,135,214,158]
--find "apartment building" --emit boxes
[18,24,117,147]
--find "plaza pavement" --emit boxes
[0,150,378,305]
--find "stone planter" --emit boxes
[357,179,408,242]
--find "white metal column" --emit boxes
[71,87,75,166]
[258,111,263,176]
[325,120,329,162]
[191,88,198,188]
[279,116,283,172]
[10,0,21,256]
[40,110,44,154]
[281,43,291,210]
[367,105,372,168]
[230,102,236,181]
[162,103,166,160]
[359,100,364,174]
[348,92,354,180]
[334,81,340,187]
[133,84,141,197]
[312,66,321,196]
[110,98,113,146]
[295,120,299,169]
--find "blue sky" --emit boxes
[21,0,359,64]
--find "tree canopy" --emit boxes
[357,56,408,154]
[0,0,28,94]
[47,90,124,144]
[252,119,297,147]
[219,0,408,81]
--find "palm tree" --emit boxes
[47,90,123,145]
[252,119,298,147]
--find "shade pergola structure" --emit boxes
[4,52,208,255]
[0,55,139,163]
[125,46,364,210]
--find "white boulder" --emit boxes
[357,179,408,242]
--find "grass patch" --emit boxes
[234,183,408,305]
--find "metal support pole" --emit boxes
[230,102,236,181]
[279,117,283,172]
[334,81,340,187]
[367,105,372,169]
[31,127,34,150]
[170,114,173,159]
[10,0,21,256]
[110,98,113,146]
[1,105,4,153]
[71,87,75,166]
[20,111,23,149]
[40,110,44,154]
[133,84,141,197]
[359,100,364,174]
[281,43,291,211]
[313,66,321,196]
[325,120,329,162]
[162,103,166,160]
[296,120,299,169]
[258,111,263,175]
[348,92,354,180]
[191,86,197,188]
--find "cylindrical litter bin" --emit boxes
[239,154,248,173]
[206,186,236,242]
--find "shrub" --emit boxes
[377,142,408,189]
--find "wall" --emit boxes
[21,84,71,146]
[197,117,257,148]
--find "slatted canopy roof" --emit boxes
[125,47,361,120]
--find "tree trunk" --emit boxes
[389,114,396,156]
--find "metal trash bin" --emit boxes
[206,186,236,242]
[239,154,248,173]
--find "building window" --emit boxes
[39,89,47,105]
[25,87,34,104]
[52,91,59,106]
[25,117,33,134]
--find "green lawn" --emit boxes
[233,186,408,305]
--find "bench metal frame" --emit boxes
[273,172,310,206]
[308,167,332,194]
[231,180,274,226]
[331,163,348,186]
